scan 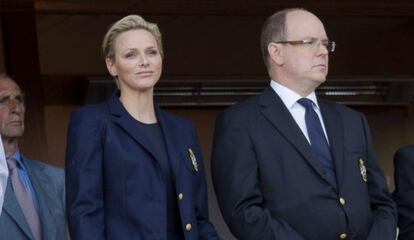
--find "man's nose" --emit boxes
[9,99,23,113]
[317,41,329,55]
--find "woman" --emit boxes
[66,15,220,240]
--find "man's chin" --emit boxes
[4,130,24,138]
[312,75,327,83]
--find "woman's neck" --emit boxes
[119,89,157,124]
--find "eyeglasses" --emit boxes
[274,38,336,53]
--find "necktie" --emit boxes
[7,158,42,240]
[297,98,337,188]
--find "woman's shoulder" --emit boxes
[69,102,110,124]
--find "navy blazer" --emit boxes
[393,145,414,240]
[0,157,66,240]
[212,87,396,240]
[66,92,219,240]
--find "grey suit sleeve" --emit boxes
[0,136,8,216]
[211,111,305,240]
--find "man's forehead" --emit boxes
[0,78,22,95]
[285,10,327,38]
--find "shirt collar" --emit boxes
[269,80,320,110]
[12,150,27,171]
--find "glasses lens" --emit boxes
[327,41,336,52]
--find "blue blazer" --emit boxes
[66,92,219,240]
[0,157,66,240]
[212,87,396,240]
[393,145,414,240]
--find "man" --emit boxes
[0,74,66,239]
[212,8,396,240]
[0,136,7,216]
[393,145,414,240]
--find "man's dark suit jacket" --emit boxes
[212,87,396,240]
[393,145,414,240]
[0,157,66,240]
[66,91,220,240]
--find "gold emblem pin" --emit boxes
[188,148,198,172]
[359,159,368,182]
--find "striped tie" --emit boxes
[7,157,42,240]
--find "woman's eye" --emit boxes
[147,49,158,56]
[124,52,136,58]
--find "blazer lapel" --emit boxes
[319,100,345,188]
[258,87,329,183]
[24,158,58,240]
[107,92,158,160]
[3,181,35,239]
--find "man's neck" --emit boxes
[2,138,19,158]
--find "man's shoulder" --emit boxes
[221,95,260,118]
[319,98,362,118]
[394,145,414,162]
[24,158,64,180]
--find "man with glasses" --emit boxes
[212,8,396,240]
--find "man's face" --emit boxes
[0,78,25,140]
[280,11,330,89]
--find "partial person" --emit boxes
[393,145,414,240]
[0,74,66,239]
[0,135,7,216]
[66,15,220,240]
[212,8,396,240]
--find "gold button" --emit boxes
[178,193,184,200]
[185,223,192,231]
[339,197,346,205]
[339,233,347,239]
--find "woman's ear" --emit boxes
[106,58,117,77]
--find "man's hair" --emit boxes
[0,73,11,81]
[260,8,305,67]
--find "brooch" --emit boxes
[188,148,198,172]
[359,158,368,182]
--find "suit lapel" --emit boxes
[258,88,329,183]
[3,181,35,239]
[107,92,158,160]
[319,100,345,188]
[24,158,58,240]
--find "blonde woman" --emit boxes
[66,15,220,240]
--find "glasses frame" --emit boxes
[274,38,336,53]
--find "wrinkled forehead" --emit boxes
[285,10,328,40]
[0,78,23,97]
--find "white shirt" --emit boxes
[0,136,7,216]
[270,80,329,144]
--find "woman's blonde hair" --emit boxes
[102,15,163,61]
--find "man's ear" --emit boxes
[267,42,284,66]
[106,58,117,77]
